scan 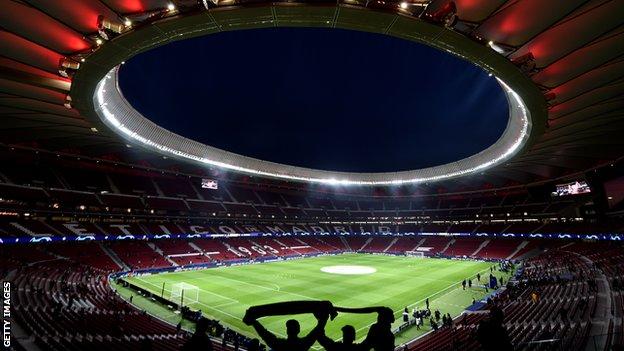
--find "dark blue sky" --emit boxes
[119,27,508,173]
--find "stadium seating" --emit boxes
[11,259,188,351]
[108,241,172,270]
[406,247,605,351]
[4,228,623,350]
[0,153,612,236]
[1,151,622,350]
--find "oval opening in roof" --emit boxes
[118,27,508,173]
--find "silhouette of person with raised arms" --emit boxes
[330,306,395,351]
[318,325,366,351]
[243,301,332,351]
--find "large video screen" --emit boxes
[201,178,218,189]
[552,180,591,196]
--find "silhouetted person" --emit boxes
[244,309,329,351]
[182,317,214,351]
[318,325,366,351]
[477,306,511,351]
[430,318,438,332]
[361,307,395,351]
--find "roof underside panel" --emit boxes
[0,2,622,192]
[99,0,170,14]
[0,96,81,118]
[0,57,71,82]
[25,0,120,34]
[550,59,624,103]
[532,28,624,89]
[454,0,507,23]
[510,0,624,68]
[0,79,66,104]
[475,0,587,46]
[549,99,624,130]
[0,0,92,54]
[548,83,624,120]
[0,31,63,73]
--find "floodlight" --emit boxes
[58,58,80,78]
[425,1,457,28]
[511,52,536,74]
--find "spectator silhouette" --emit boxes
[318,325,365,351]
[476,306,512,351]
[360,307,395,351]
[182,317,214,351]
[320,306,395,351]
[244,301,331,351]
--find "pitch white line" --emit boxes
[353,265,493,339]
[142,276,239,303]
[134,277,241,321]
[134,277,289,339]
[191,274,316,301]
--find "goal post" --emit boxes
[171,282,199,307]
[405,251,425,258]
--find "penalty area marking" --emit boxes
[320,265,377,275]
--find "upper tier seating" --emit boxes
[108,241,171,270]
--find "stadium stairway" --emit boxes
[412,238,426,251]
[340,236,351,251]
[148,242,179,266]
[506,241,529,260]
[470,240,489,257]
[188,241,205,255]
[382,237,399,252]
[99,243,128,271]
[572,251,614,351]
[440,239,455,255]
[358,237,374,251]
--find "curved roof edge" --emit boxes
[71,4,548,186]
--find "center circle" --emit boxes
[119,27,509,173]
[320,265,377,275]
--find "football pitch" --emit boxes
[124,254,499,345]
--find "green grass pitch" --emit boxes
[124,254,503,346]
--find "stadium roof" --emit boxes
[1,0,623,190]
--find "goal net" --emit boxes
[171,282,199,307]
[406,251,425,258]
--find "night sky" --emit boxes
[119,27,508,173]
